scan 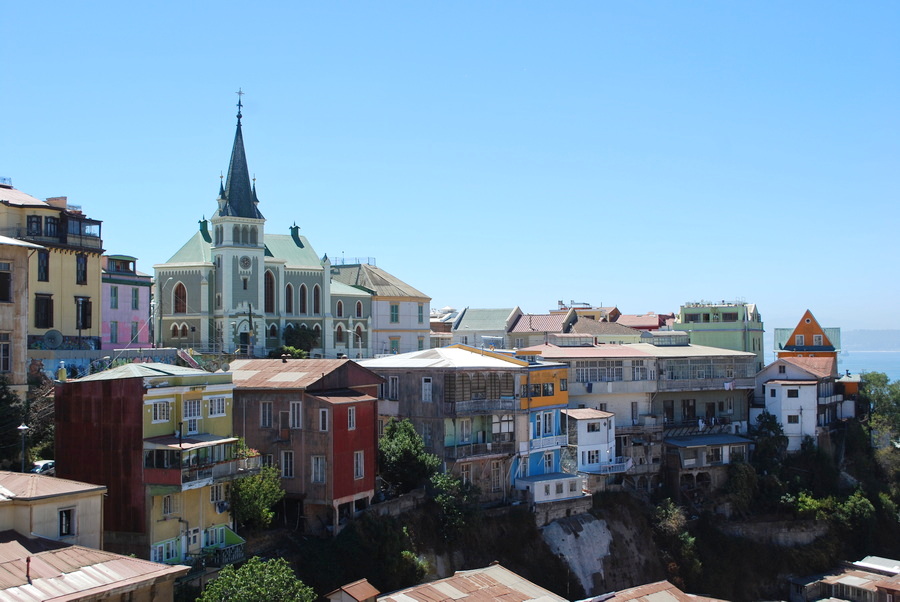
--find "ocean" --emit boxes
[838,351,900,383]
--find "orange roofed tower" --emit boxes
[776,310,838,360]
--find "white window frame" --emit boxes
[388,375,400,400]
[290,401,302,429]
[281,450,294,478]
[208,396,226,417]
[460,463,471,484]
[491,460,502,492]
[184,399,201,435]
[459,418,472,443]
[543,451,553,473]
[319,408,329,431]
[312,455,326,483]
[59,507,75,538]
[353,450,364,479]
[422,377,432,402]
[152,401,171,423]
[162,494,174,516]
[210,483,226,503]
[543,411,553,435]
[348,406,356,430]
[260,401,273,428]
[795,334,805,346]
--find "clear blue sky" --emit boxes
[3,2,898,333]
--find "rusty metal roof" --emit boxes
[0,472,106,502]
[0,535,188,601]
[561,408,614,420]
[144,433,238,450]
[594,579,726,601]
[327,577,381,601]
[231,358,351,389]
[378,563,566,602]
[309,391,377,406]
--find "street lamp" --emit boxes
[17,424,28,473]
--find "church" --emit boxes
[153,100,430,359]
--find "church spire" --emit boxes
[216,89,264,220]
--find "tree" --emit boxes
[284,327,319,353]
[230,466,285,530]
[861,371,900,441]
[750,410,788,473]
[198,556,315,602]
[0,379,25,470]
[430,471,480,540]
[378,419,439,494]
[267,345,308,359]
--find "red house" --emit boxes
[230,358,383,535]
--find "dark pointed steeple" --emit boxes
[216,89,264,220]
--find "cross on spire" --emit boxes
[236,88,244,121]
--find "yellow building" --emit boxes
[0,182,103,353]
[55,363,259,566]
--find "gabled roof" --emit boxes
[0,235,43,250]
[780,356,838,379]
[0,472,106,502]
[569,318,643,337]
[0,186,47,208]
[615,313,665,329]
[594,579,726,601]
[263,233,322,269]
[510,313,568,333]
[163,230,213,264]
[327,578,380,601]
[359,346,528,370]
[0,532,189,600]
[331,264,429,299]
[519,343,654,360]
[453,308,518,332]
[377,563,567,602]
[72,362,211,382]
[230,358,383,390]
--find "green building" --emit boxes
[673,301,764,372]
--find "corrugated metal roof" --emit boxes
[780,356,837,378]
[328,578,381,601]
[359,347,526,370]
[309,391,377,406]
[570,319,642,336]
[0,187,47,207]
[73,362,210,382]
[378,564,566,602]
[231,358,351,389]
[590,579,726,601]
[665,434,751,448]
[0,537,188,600]
[332,264,429,299]
[454,308,517,332]
[0,473,105,502]
[509,314,567,333]
[561,408,613,420]
[518,344,653,359]
[263,234,322,269]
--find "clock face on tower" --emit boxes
[239,256,251,269]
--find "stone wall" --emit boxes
[531,496,593,528]
[717,519,828,546]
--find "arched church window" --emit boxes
[336,301,343,318]
[269,324,278,338]
[233,225,240,244]
[174,283,187,314]
[285,284,293,314]
[180,324,189,338]
[250,227,258,246]
[356,301,363,318]
[313,285,321,315]
[299,284,307,314]
[336,325,344,343]
[171,324,179,338]
[356,325,363,345]
[264,271,275,314]
[241,225,249,245]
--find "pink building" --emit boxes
[100,254,152,349]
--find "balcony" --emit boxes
[657,377,755,392]
[444,397,517,416]
[530,434,568,451]
[145,456,261,491]
[594,456,633,474]
[818,393,844,405]
[445,440,516,460]
[570,380,656,396]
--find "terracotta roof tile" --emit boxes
[781,356,837,378]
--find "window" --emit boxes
[418,337,424,351]
[210,484,226,503]
[281,450,294,478]
[460,463,471,485]
[544,452,553,473]
[787,414,800,424]
[795,334,805,346]
[418,303,424,324]
[543,411,553,435]
[390,304,399,323]
[312,456,326,483]
[709,447,722,464]
[45,216,58,236]
[724,396,734,414]
[152,402,170,422]
[162,495,174,516]
[75,254,87,285]
[264,271,275,313]
[348,406,356,430]
[75,297,92,330]
[184,399,201,434]
[586,450,600,464]
[290,401,302,429]
[587,422,601,432]
[356,301,363,318]
[354,450,364,479]
[313,285,321,314]
[37,251,49,282]
[570,480,578,493]
[721,312,738,322]
[681,399,696,420]
[459,418,472,442]
[109,321,118,344]
[787,389,799,398]
[534,413,542,438]
[205,526,225,547]
[0,334,9,372]
[560,379,567,391]
[260,401,273,428]
[174,283,187,313]
[27,215,41,236]
[131,321,139,341]
[556,483,564,494]
[208,396,226,417]
[422,377,432,402]
[299,284,307,314]
[262,454,274,467]
[0,263,10,303]
[390,338,399,354]
[491,460,502,492]
[778,364,786,374]
[542,382,554,396]
[319,408,329,431]
[770,388,776,398]
[132,287,140,310]
[110,286,119,309]
[388,376,399,400]
[813,334,823,346]
[336,325,344,343]
[336,300,343,317]
[285,284,293,314]
[59,508,75,537]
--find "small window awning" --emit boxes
[144,434,238,451]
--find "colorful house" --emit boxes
[774,309,840,360]
[230,358,382,535]
[673,301,765,372]
[54,363,259,565]
[101,254,153,350]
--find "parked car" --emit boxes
[30,460,55,474]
